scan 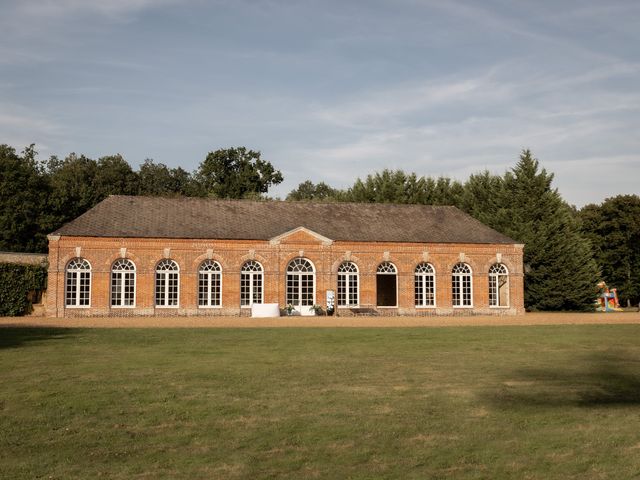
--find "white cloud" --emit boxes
[1,0,638,208]
[311,73,507,130]
[271,54,640,206]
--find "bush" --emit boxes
[0,263,47,316]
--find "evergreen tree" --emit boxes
[458,170,504,226]
[494,150,598,310]
[340,169,464,205]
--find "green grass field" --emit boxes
[2,325,640,479]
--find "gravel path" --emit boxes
[1,311,639,328]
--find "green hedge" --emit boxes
[0,263,47,316]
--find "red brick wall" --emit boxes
[46,234,524,317]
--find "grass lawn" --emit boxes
[1,325,640,479]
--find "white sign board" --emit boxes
[326,290,335,309]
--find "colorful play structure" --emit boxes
[596,281,623,312]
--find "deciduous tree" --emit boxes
[93,154,139,198]
[138,159,197,196]
[286,180,340,201]
[195,147,283,199]
[580,195,640,306]
[0,145,49,252]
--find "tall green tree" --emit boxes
[339,169,464,205]
[579,195,640,306]
[45,153,100,227]
[492,150,598,310]
[286,180,340,201]
[138,159,197,196]
[195,147,283,199]
[93,154,139,198]
[44,153,140,235]
[429,177,465,206]
[458,170,504,225]
[0,144,49,252]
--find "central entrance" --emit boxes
[376,261,398,307]
[286,258,316,315]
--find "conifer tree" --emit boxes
[494,150,598,310]
[458,170,504,226]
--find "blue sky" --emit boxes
[1,0,639,206]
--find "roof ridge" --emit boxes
[106,194,457,209]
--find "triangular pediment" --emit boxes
[269,227,333,246]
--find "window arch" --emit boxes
[111,258,136,307]
[489,263,509,307]
[376,261,397,307]
[337,262,359,307]
[452,262,472,307]
[199,260,222,307]
[155,259,179,307]
[241,260,263,306]
[377,262,397,274]
[415,262,436,307]
[286,258,315,307]
[65,258,91,307]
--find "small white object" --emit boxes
[251,303,280,318]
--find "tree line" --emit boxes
[287,152,640,310]
[0,145,282,253]
[2,143,638,310]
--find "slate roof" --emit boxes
[51,195,518,244]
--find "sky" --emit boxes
[1,0,639,207]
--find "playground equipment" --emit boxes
[596,281,623,312]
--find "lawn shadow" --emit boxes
[489,350,640,407]
[0,327,79,349]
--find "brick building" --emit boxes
[46,196,524,317]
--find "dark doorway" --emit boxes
[376,274,397,306]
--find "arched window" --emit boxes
[241,260,263,306]
[111,259,136,307]
[489,263,509,307]
[376,261,397,307]
[286,258,315,307]
[452,263,472,307]
[415,263,436,307]
[155,259,179,307]
[199,260,222,307]
[65,258,91,307]
[337,262,359,307]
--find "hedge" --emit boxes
[0,263,47,316]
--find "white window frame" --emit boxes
[452,262,473,308]
[198,260,222,308]
[155,259,180,308]
[111,258,136,308]
[415,262,436,308]
[337,261,359,308]
[65,258,91,308]
[489,263,510,308]
[286,258,316,308]
[376,261,398,308]
[240,260,263,307]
